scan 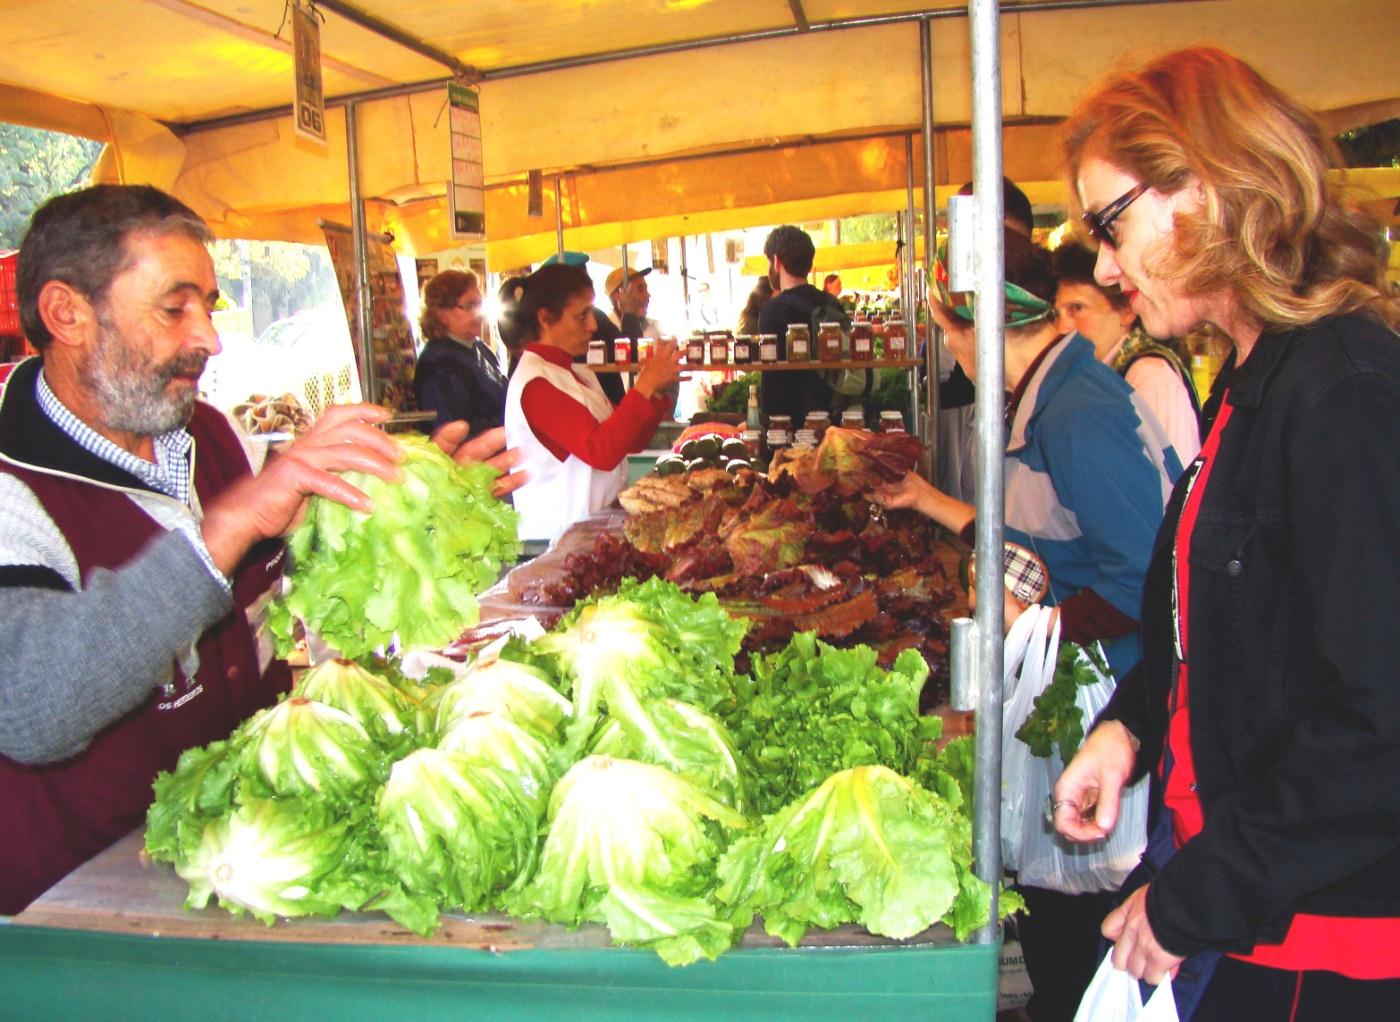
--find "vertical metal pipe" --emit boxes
[920,16,941,478]
[345,100,375,404]
[968,0,1006,947]
[554,177,566,260]
[903,134,921,431]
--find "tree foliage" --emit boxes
[0,123,103,248]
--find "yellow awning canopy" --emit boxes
[0,0,1394,257]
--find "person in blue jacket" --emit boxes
[877,227,1183,1022]
[414,269,507,438]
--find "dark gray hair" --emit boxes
[18,184,213,348]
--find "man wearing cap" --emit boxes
[603,265,661,341]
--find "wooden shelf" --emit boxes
[588,358,922,374]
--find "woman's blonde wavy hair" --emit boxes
[1062,47,1397,331]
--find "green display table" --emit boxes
[0,832,1000,1021]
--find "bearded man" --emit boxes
[0,185,514,913]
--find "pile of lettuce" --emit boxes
[267,433,521,658]
[149,579,1016,965]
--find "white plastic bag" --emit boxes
[1000,605,1060,870]
[1002,607,1149,892]
[1074,951,1179,1022]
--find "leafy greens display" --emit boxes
[148,580,1012,965]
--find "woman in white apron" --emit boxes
[504,264,682,543]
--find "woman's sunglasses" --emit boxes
[1081,181,1149,248]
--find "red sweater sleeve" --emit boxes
[520,377,665,469]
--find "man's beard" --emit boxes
[80,315,208,435]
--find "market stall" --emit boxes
[3,3,1398,1018]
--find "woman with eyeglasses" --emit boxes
[1052,48,1400,1020]
[505,264,683,543]
[414,269,507,438]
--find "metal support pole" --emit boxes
[345,100,375,404]
[903,134,921,432]
[920,16,941,479]
[968,0,1006,946]
[554,177,566,260]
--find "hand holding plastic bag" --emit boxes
[1075,951,1179,1022]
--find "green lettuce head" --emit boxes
[292,658,419,748]
[376,747,541,914]
[235,696,387,801]
[268,433,522,658]
[175,797,371,925]
[506,755,749,965]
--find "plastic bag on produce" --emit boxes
[1074,951,1179,1022]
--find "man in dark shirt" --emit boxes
[755,225,834,424]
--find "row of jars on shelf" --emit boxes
[753,407,907,458]
[587,319,910,368]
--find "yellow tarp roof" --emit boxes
[0,0,1395,258]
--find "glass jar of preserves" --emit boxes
[587,339,608,366]
[786,324,810,362]
[758,333,779,362]
[851,319,873,362]
[840,407,866,430]
[741,428,763,459]
[708,334,729,366]
[804,409,830,442]
[686,334,706,365]
[885,319,908,360]
[766,426,791,452]
[819,321,843,363]
[613,337,634,364]
[879,410,906,433]
[793,428,818,449]
[732,334,753,364]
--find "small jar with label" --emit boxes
[885,320,908,359]
[758,333,779,363]
[819,321,844,363]
[786,324,811,362]
[793,428,818,449]
[587,340,608,366]
[804,409,830,442]
[766,427,791,453]
[613,337,634,364]
[741,428,763,459]
[732,335,753,365]
[879,410,906,433]
[708,334,729,366]
[851,320,873,362]
[686,334,706,365]
[638,336,656,362]
[840,407,866,430]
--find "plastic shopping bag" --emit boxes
[1002,607,1149,892]
[1074,951,1179,1022]
[1016,644,1149,894]
[1000,604,1061,870]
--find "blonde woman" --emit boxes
[1052,48,1400,1019]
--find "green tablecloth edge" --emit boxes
[0,922,999,1021]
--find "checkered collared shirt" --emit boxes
[34,367,230,604]
[36,369,194,503]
